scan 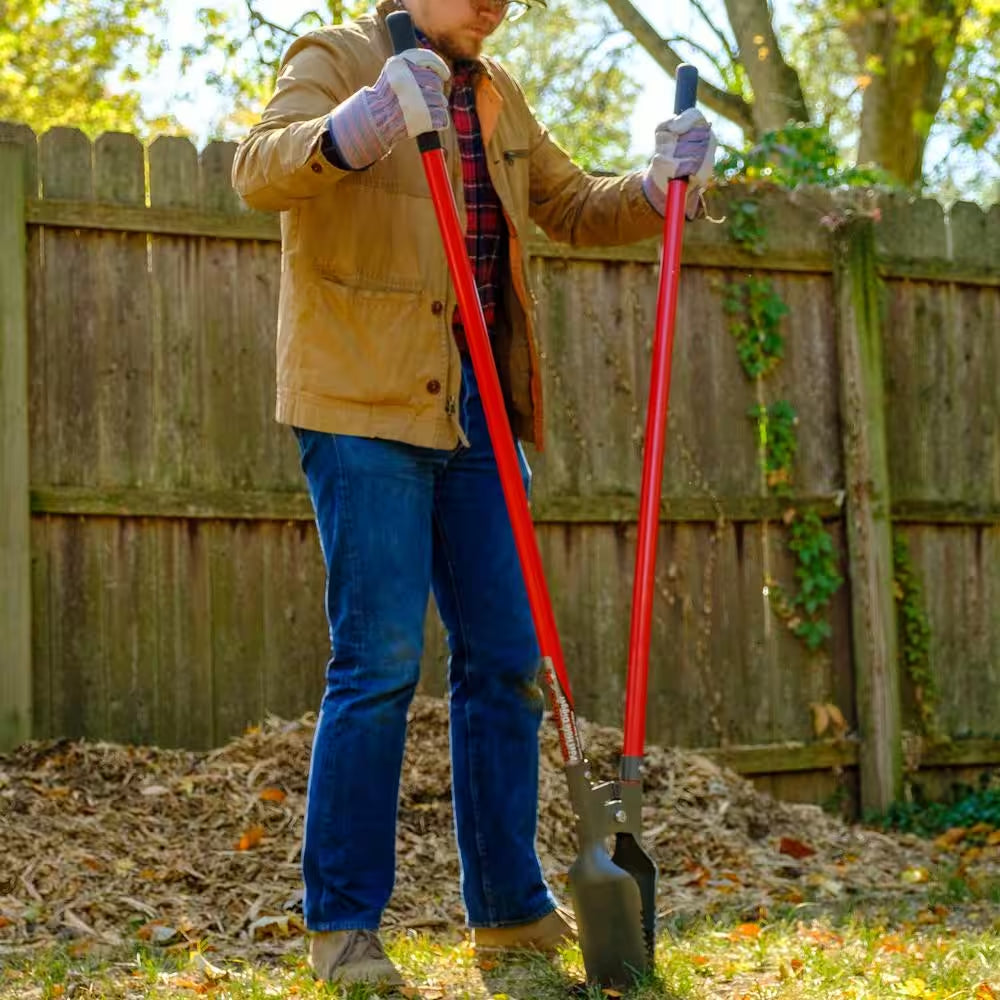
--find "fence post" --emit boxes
[833,216,902,814]
[0,140,32,750]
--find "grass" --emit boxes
[3,902,999,1000]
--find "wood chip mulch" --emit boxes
[1,696,997,962]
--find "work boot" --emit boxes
[308,929,404,987]
[473,905,577,954]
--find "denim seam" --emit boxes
[328,435,366,687]
[432,504,496,924]
[304,432,382,929]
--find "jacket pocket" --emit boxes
[299,271,441,411]
[313,260,424,298]
[497,148,530,235]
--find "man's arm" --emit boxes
[526,129,663,248]
[231,36,359,213]
[494,65,713,246]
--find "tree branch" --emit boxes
[601,0,754,133]
[662,33,734,84]
[244,0,298,39]
[722,0,810,131]
[688,0,738,64]
[244,1,328,40]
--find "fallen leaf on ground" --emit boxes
[934,827,967,849]
[236,825,265,851]
[188,952,229,981]
[248,914,304,940]
[779,836,817,859]
[877,934,907,953]
[136,921,179,945]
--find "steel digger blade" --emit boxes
[612,831,658,958]
[565,762,653,989]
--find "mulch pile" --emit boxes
[1,697,997,961]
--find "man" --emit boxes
[232,0,715,987]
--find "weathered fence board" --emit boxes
[834,218,901,812]
[153,518,216,748]
[102,518,160,740]
[36,129,100,487]
[149,137,205,487]
[2,126,997,815]
[901,524,1000,739]
[259,520,331,723]
[884,280,1000,505]
[94,133,155,488]
[42,516,109,738]
[209,519,268,742]
[0,140,32,748]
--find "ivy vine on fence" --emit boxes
[893,534,938,739]
[722,195,843,652]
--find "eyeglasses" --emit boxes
[475,0,531,20]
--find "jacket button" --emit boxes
[431,300,444,315]
[311,162,323,173]
[426,379,442,395]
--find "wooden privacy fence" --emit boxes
[1,125,998,815]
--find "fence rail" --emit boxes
[1,124,998,815]
[20,192,1000,286]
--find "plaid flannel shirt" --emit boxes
[449,61,507,351]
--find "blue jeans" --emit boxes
[294,356,556,931]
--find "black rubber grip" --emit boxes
[387,9,418,53]
[385,9,442,152]
[674,64,699,114]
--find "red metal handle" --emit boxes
[421,155,572,696]
[622,64,700,763]
[622,179,687,761]
[386,10,579,764]
[420,150,583,757]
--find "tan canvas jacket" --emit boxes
[231,0,663,449]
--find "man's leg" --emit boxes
[295,427,441,932]
[430,360,558,931]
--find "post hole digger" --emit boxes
[387,9,699,988]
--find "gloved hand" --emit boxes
[642,108,717,220]
[325,48,451,169]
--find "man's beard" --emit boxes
[426,29,483,62]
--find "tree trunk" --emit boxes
[722,0,809,133]
[850,0,964,184]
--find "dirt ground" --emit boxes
[1,697,997,963]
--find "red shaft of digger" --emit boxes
[420,148,575,711]
[622,177,689,760]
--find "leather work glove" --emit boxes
[642,108,717,221]
[325,48,451,169]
